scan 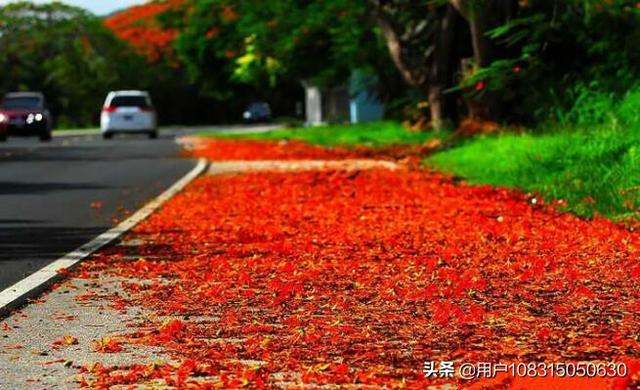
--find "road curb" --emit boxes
[0,158,208,318]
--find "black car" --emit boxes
[0,92,53,142]
[243,102,272,123]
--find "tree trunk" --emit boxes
[428,86,444,129]
[449,0,494,67]
[449,0,496,119]
[428,5,460,129]
[468,11,492,67]
[370,7,426,88]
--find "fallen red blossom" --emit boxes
[91,337,124,353]
[52,335,78,348]
[183,137,441,162]
[41,358,66,366]
[184,138,358,161]
[59,141,640,388]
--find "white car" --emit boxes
[100,91,158,139]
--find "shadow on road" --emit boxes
[0,181,109,195]
[0,219,46,224]
[0,226,105,261]
[0,143,180,163]
[0,225,108,290]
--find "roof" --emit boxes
[108,90,150,96]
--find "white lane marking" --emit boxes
[0,158,208,314]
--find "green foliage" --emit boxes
[157,0,413,121]
[0,2,146,127]
[233,35,275,85]
[373,0,640,221]
[167,0,394,94]
[460,0,640,123]
[0,1,224,127]
[547,83,618,127]
[200,121,438,148]
[429,85,640,220]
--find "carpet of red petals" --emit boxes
[183,138,358,160]
[183,138,439,161]
[68,140,640,389]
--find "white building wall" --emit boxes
[304,85,323,126]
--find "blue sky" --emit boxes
[0,0,146,15]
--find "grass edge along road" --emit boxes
[201,119,640,223]
[429,127,640,222]
[3,151,640,388]
[198,121,441,149]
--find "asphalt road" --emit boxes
[0,128,201,292]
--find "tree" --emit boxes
[166,1,365,87]
[103,0,237,124]
[0,2,145,127]
[370,0,640,128]
[368,0,519,128]
[159,0,405,118]
[103,0,183,64]
[369,1,456,128]
[453,0,640,124]
[166,0,640,129]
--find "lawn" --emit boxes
[429,127,640,221]
[427,87,640,222]
[199,121,439,148]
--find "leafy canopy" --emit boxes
[164,0,388,91]
[0,1,145,126]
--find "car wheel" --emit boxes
[39,132,52,142]
[148,130,158,139]
[102,132,113,140]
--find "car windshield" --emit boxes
[111,96,150,108]
[248,102,270,113]
[1,97,42,110]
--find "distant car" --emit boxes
[0,92,52,142]
[100,90,157,139]
[243,102,272,123]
